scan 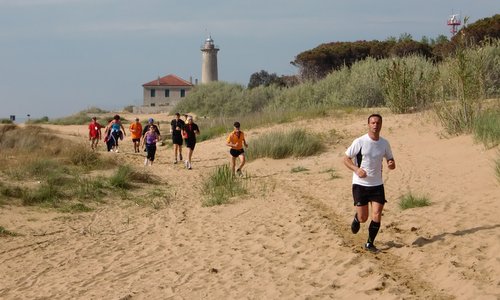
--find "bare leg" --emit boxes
[238,155,246,171]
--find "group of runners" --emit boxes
[87,113,248,174]
[89,113,396,253]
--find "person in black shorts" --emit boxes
[170,113,185,164]
[181,116,200,170]
[343,114,396,253]
[226,121,248,176]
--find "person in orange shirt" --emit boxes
[129,118,143,153]
[226,121,248,177]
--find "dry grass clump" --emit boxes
[0,125,162,211]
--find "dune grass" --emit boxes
[247,128,324,160]
[399,193,431,210]
[291,166,309,173]
[0,226,19,237]
[202,164,247,207]
[0,125,163,211]
[323,168,341,180]
[473,109,500,148]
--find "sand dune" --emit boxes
[1,111,499,299]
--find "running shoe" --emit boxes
[188,162,192,170]
[364,242,380,253]
[236,169,243,177]
[174,160,178,164]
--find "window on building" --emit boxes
[150,89,156,97]
[165,89,170,97]
[150,103,155,107]
[180,89,186,97]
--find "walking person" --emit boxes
[141,125,159,166]
[181,116,200,170]
[170,112,185,164]
[343,114,396,253]
[142,118,161,139]
[105,115,126,152]
[226,121,248,177]
[129,118,143,153]
[88,116,103,151]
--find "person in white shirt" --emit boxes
[343,114,396,253]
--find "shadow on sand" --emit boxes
[411,224,500,247]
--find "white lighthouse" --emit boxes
[201,35,219,84]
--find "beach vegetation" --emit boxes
[0,226,19,237]
[291,166,309,173]
[0,125,163,211]
[473,108,500,148]
[323,168,341,180]
[247,129,324,160]
[399,193,431,210]
[202,164,247,207]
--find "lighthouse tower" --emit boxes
[201,35,219,84]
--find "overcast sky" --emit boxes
[0,0,498,119]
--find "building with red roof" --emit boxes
[137,74,194,113]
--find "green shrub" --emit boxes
[473,109,500,148]
[67,147,101,167]
[109,165,134,189]
[399,193,431,210]
[76,176,107,201]
[248,129,324,160]
[202,164,246,206]
[21,183,64,206]
[0,183,23,199]
[379,56,439,113]
[434,44,490,134]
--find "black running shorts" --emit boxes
[352,184,387,206]
[230,148,245,157]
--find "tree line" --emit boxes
[248,14,499,87]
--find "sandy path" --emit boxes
[1,111,499,299]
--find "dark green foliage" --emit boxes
[248,70,287,88]
[453,14,500,46]
[292,40,433,81]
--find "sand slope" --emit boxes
[1,111,499,299]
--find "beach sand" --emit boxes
[1,111,499,299]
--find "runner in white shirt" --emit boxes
[343,114,396,253]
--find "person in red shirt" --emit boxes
[88,117,103,151]
[226,121,248,176]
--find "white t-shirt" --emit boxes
[345,133,394,187]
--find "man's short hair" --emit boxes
[368,114,382,123]
[175,112,180,117]
[233,121,240,128]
